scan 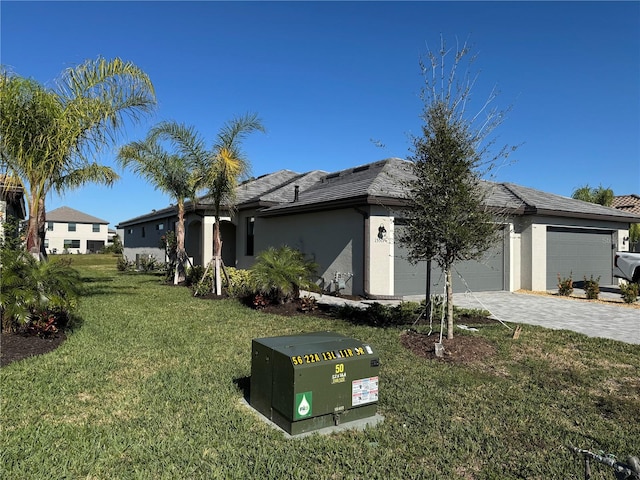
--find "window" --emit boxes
[63,239,80,249]
[127,228,133,235]
[68,222,76,232]
[156,223,164,231]
[92,223,100,233]
[141,226,146,238]
[246,217,255,256]
[44,239,49,248]
[47,222,54,231]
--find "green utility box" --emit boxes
[250,331,380,435]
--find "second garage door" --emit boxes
[394,228,506,295]
[546,227,614,289]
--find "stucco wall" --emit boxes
[519,215,629,291]
[46,221,108,254]
[367,210,394,296]
[255,208,365,295]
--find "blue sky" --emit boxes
[2,1,639,228]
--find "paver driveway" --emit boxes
[450,291,640,345]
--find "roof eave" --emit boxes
[533,208,640,224]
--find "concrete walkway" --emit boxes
[307,290,640,345]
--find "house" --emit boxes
[117,158,640,297]
[612,194,640,252]
[45,206,110,254]
[0,176,26,242]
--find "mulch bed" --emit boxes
[399,329,497,364]
[1,332,66,367]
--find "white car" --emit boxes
[613,252,640,284]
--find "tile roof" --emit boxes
[261,158,640,222]
[46,206,109,224]
[612,194,640,216]
[116,158,640,225]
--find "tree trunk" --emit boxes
[25,194,41,258]
[37,197,47,259]
[446,267,454,339]
[174,203,187,285]
[213,219,222,296]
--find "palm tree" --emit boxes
[203,113,265,295]
[0,58,156,258]
[117,121,207,284]
[571,184,614,206]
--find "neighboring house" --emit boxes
[45,206,109,254]
[117,158,640,297]
[0,176,27,242]
[612,194,640,252]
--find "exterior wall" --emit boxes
[508,221,521,291]
[367,208,394,296]
[519,215,629,291]
[255,208,365,295]
[121,215,173,262]
[46,221,108,254]
[235,209,259,270]
[615,228,630,253]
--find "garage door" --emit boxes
[546,227,613,289]
[394,230,505,295]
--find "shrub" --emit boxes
[334,301,423,328]
[299,295,318,313]
[117,255,135,272]
[250,246,318,304]
[557,273,573,296]
[620,282,639,304]
[583,275,600,300]
[138,255,160,272]
[225,267,253,298]
[186,265,206,287]
[0,249,81,333]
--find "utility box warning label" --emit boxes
[351,376,378,406]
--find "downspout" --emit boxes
[354,208,370,297]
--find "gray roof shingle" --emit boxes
[46,206,109,224]
[117,158,640,225]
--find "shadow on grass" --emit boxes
[233,375,251,403]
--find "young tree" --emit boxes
[118,121,207,284]
[571,184,614,206]
[397,38,516,340]
[203,113,265,295]
[0,58,156,258]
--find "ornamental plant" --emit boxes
[557,273,573,296]
[250,246,318,304]
[620,282,639,304]
[0,248,81,333]
[583,275,600,300]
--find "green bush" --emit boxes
[583,275,600,300]
[250,246,318,304]
[334,301,423,328]
[225,267,253,298]
[117,255,135,271]
[557,273,573,296]
[185,265,205,287]
[0,249,81,333]
[620,282,639,304]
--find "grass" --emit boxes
[2,258,639,479]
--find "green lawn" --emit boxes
[2,258,638,479]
